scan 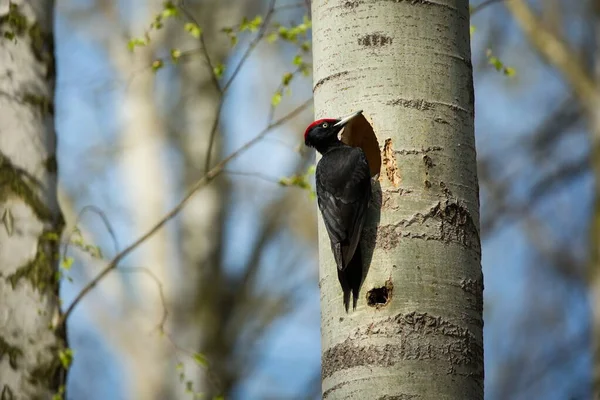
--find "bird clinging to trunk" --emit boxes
[304,110,371,311]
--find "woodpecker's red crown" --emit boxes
[304,119,338,140]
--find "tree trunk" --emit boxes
[168,2,233,395]
[0,0,66,398]
[110,2,175,398]
[311,1,483,398]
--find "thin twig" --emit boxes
[224,170,282,184]
[204,0,279,172]
[268,66,303,124]
[56,98,312,331]
[178,1,222,94]
[222,0,277,93]
[304,0,312,18]
[119,266,169,332]
[63,205,120,262]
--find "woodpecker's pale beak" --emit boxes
[334,110,363,127]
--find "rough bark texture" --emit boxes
[0,0,66,398]
[312,0,483,398]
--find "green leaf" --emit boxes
[292,55,303,66]
[239,17,250,31]
[152,59,164,72]
[127,37,147,52]
[278,26,293,41]
[266,32,278,43]
[171,48,181,62]
[300,64,311,76]
[470,25,476,35]
[62,257,74,270]
[162,4,178,18]
[249,15,263,32]
[150,16,164,30]
[58,348,74,369]
[229,34,238,47]
[486,49,515,77]
[301,41,310,52]
[282,72,293,86]
[184,22,202,38]
[43,231,60,242]
[213,63,225,79]
[175,362,184,371]
[85,244,102,258]
[193,353,208,367]
[52,385,66,400]
[271,92,282,107]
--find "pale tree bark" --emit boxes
[312,1,483,398]
[505,0,600,396]
[0,0,66,398]
[109,1,176,399]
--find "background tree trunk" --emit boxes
[311,1,483,398]
[505,1,600,396]
[110,1,176,398]
[0,0,66,398]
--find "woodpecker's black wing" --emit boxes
[316,145,371,271]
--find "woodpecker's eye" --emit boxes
[322,122,329,128]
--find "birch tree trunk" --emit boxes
[0,0,66,398]
[311,1,483,398]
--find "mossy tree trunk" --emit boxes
[311,0,483,398]
[0,0,66,398]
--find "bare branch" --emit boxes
[119,266,169,332]
[177,1,222,94]
[63,205,120,261]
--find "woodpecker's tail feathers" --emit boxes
[337,246,363,312]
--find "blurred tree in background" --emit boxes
[3,0,600,398]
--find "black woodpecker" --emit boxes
[304,110,371,311]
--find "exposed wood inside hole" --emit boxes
[366,278,393,308]
[340,113,381,177]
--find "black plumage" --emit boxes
[304,111,371,311]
